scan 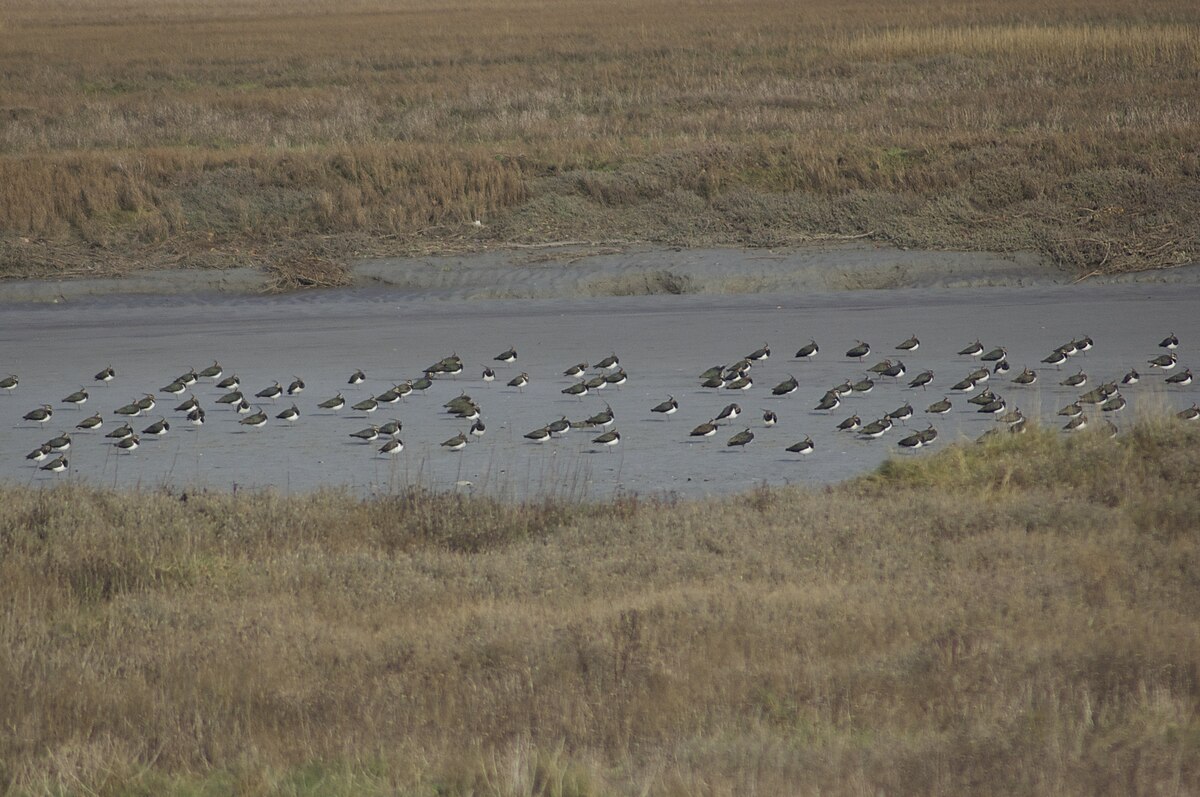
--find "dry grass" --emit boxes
[2,419,1199,795]
[0,0,1198,282]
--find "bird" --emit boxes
[908,370,934,390]
[1165,369,1193,386]
[40,456,68,473]
[1075,335,1094,352]
[378,438,404,456]
[61,388,88,408]
[1060,370,1087,388]
[524,427,552,444]
[605,370,628,388]
[348,369,366,385]
[1012,368,1038,385]
[564,362,589,378]
[724,374,753,391]
[950,375,978,393]
[443,432,470,451]
[651,395,679,418]
[1100,394,1127,413]
[967,367,990,384]
[595,353,621,371]
[851,377,874,394]
[75,413,103,431]
[94,365,115,385]
[141,417,169,437]
[187,408,206,426]
[239,409,268,428]
[762,409,778,427]
[586,404,615,428]
[0,374,18,393]
[198,361,223,380]
[795,340,819,360]
[159,380,186,396]
[376,385,403,404]
[26,444,52,463]
[494,346,518,364]
[1160,332,1179,350]
[700,374,726,389]
[1063,414,1088,432]
[216,374,241,391]
[881,361,907,379]
[886,403,914,424]
[690,419,719,438]
[1177,404,1199,421]
[926,396,952,414]
[1057,340,1079,357]
[858,417,893,439]
[287,377,305,395]
[215,390,244,405]
[592,429,621,450]
[831,379,854,396]
[377,419,402,436]
[1121,369,1140,385]
[845,341,870,361]
[45,432,71,452]
[1041,349,1069,368]
[993,359,1011,375]
[470,419,486,438]
[235,399,253,414]
[786,436,815,455]
[349,425,380,442]
[136,394,156,411]
[958,340,984,357]
[726,428,754,450]
[548,417,572,437]
[771,375,798,396]
[562,382,589,399]
[352,398,379,414]
[896,334,920,351]
[105,423,134,440]
[177,369,198,387]
[1148,352,1178,370]
[396,381,414,399]
[1057,401,1083,418]
[814,391,841,411]
[23,404,53,424]
[980,346,1007,362]
[441,360,464,378]
[114,434,141,452]
[715,403,742,424]
[585,374,608,391]
[255,382,283,401]
[482,366,496,384]
[967,389,998,407]
[997,408,1024,425]
[746,343,771,361]
[868,359,894,375]
[897,430,926,449]
[836,414,862,431]
[276,404,301,422]
[978,397,1007,416]
[507,372,530,391]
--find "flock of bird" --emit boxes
[3,329,1196,480]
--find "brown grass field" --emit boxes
[2,420,1199,795]
[1,0,1198,282]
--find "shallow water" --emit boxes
[1,281,1196,499]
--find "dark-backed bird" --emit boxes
[814,391,841,411]
[585,374,608,391]
[896,334,920,351]
[993,359,1011,375]
[276,404,301,423]
[1178,404,1200,421]
[651,395,679,418]
[967,367,990,384]
[881,361,907,379]
[379,438,404,455]
[287,377,305,395]
[62,388,89,408]
[494,346,518,364]
[1165,369,1193,386]
[350,425,380,442]
[851,377,874,394]
[958,340,984,357]
[886,403,914,424]
[215,390,243,405]
[105,423,133,440]
[352,398,378,414]
[690,419,719,438]
[786,435,815,455]
[997,407,1024,425]
[926,396,952,414]
[980,346,1007,362]
[978,397,1007,415]
[950,375,977,393]
[187,408,206,426]
[868,359,894,375]
[837,414,862,431]
[724,375,753,391]
[255,382,283,401]
[114,434,140,452]
[177,369,198,387]
[1041,349,1069,368]
[795,340,819,360]
[596,353,621,371]
[317,393,346,411]
[1160,332,1179,350]
[1012,367,1038,385]
[967,389,998,406]
[376,385,403,404]
[46,432,71,452]
[908,370,934,390]
[1121,369,1140,385]
[348,369,366,385]
[40,456,68,473]
[1063,414,1088,432]
[239,409,268,428]
[76,413,103,430]
[564,362,589,378]
[592,429,621,450]
[94,365,115,385]
[24,404,53,424]
[548,417,572,437]
[160,381,186,396]
[26,444,52,462]
[216,374,240,391]
[1075,335,1094,352]
[832,379,854,396]
[726,428,754,450]
[0,374,17,393]
[897,430,925,449]
[469,419,486,438]
[1057,401,1083,418]
[562,382,589,399]
[1060,370,1087,388]
[605,370,627,388]
[845,341,870,361]
[507,372,530,391]
[771,375,798,396]
[482,366,496,383]
[136,394,156,411]
[762,409,778,427]
[715,403,742,424]
[1100,394,1126,413]
[587,404,615,428]
[141,417,169,437]
[198,361,223,380]
[524,427,552,444]
[235,399,252,414]
[858,417,893,439]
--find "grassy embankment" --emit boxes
[2,419,1199,795]
[1,0,1198,287]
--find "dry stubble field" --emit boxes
[2,421,1199,795]
[0,0,1198,285]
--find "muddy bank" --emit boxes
[4,244,1199,305]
